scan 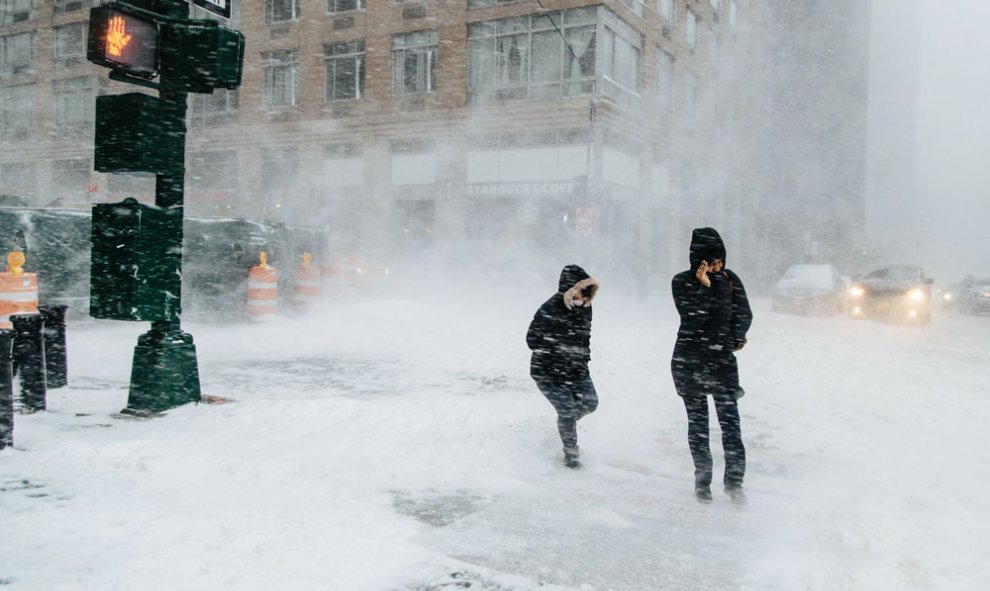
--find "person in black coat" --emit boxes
[527,265,600,469]
[671,228,753,503]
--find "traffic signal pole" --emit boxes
[86,0,242,414]
[125,0,200,414]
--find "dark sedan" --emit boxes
[847,266,933,324]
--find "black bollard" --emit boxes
[39,305,68,389]
[0,329,14,450]
[11,314,47,413]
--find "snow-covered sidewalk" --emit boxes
[2,289,989,590]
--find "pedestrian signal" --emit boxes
[87,4,160,78]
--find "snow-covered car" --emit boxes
[957,275,990,315]
[771,264,848,316]
[847,265,933,324]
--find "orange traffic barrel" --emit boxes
[247,252,278,320]
[0,251,39,330]
[292,252,321,312]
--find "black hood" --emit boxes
[689,227,727,268]
[558,264,591,293]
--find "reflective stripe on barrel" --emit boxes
[247,266,278,318]
[0,272,39,329]
[293,265,321,309]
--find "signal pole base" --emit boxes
[125,322,201,413]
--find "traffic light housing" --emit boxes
[90,198,183,322]
[86,2,244,93]
[160,21,245,92]
[93,93,183,174]
[87,4,160,79]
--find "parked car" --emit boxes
[957,275,990,315]
[847,265,933,324]
[771,264,849,316]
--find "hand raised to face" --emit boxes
[695,261,712,288]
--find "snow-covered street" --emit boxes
[2,286,989,590]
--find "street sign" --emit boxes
[87,5,160,78]
[191,0,231,19]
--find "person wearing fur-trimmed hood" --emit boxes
[671,228,753,504]
[526,265,600,469]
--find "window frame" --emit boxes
[53,22,86,62]
[467,8,598,105]
[263,49,299,109]
[0,83,35,142]
[326,0,362,15]
[392,29,438,97]
[53,76,95,135]
[657,0,674,24]
[264,0,299,24]
[1,30,36,75]
[0,0,37,26]
[324,39,365,102]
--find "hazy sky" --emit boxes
[913,0,990,281]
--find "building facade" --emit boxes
[1,0,774,283]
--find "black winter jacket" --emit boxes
[671,228,752,397]
[527,265,599,384]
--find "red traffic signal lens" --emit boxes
[88,6,159,78]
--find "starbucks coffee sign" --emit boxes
[466,182,581,198]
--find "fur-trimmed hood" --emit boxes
[558,265,599,310]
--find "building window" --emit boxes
[616,0,643,18]
[0,161,36,202]
[327,0,362,13]
[656,49,674,115]
[325,39,364,102]
[467,7,596,105]
[54,22,85,65]
[53,77,95,135]
[263,50,299,108]
[189,88,238,126]
[392,30,437,97]
[709,0,718,13]
[657,0,674,24]
[52,158,89,201]
[686,8,698,49]
[729,0,737,29]
[1,31,35,76]
[265,0,298,24]
[0,0,36,25]
[53,0,96,14]
[600,11,641,108]
[0,83,34,142]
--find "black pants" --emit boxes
[534,375,598,453]
[681,394,745,489]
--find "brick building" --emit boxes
[1,0,769,281]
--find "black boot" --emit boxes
[563,446,582,469]
[724,485,747,505]
[695,485,713,503]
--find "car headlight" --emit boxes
[907,288,925,302]
[943,293,953,301]
[849,286,865,298]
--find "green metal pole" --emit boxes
[125,0,202,414]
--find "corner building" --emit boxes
[1,0,767,282]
